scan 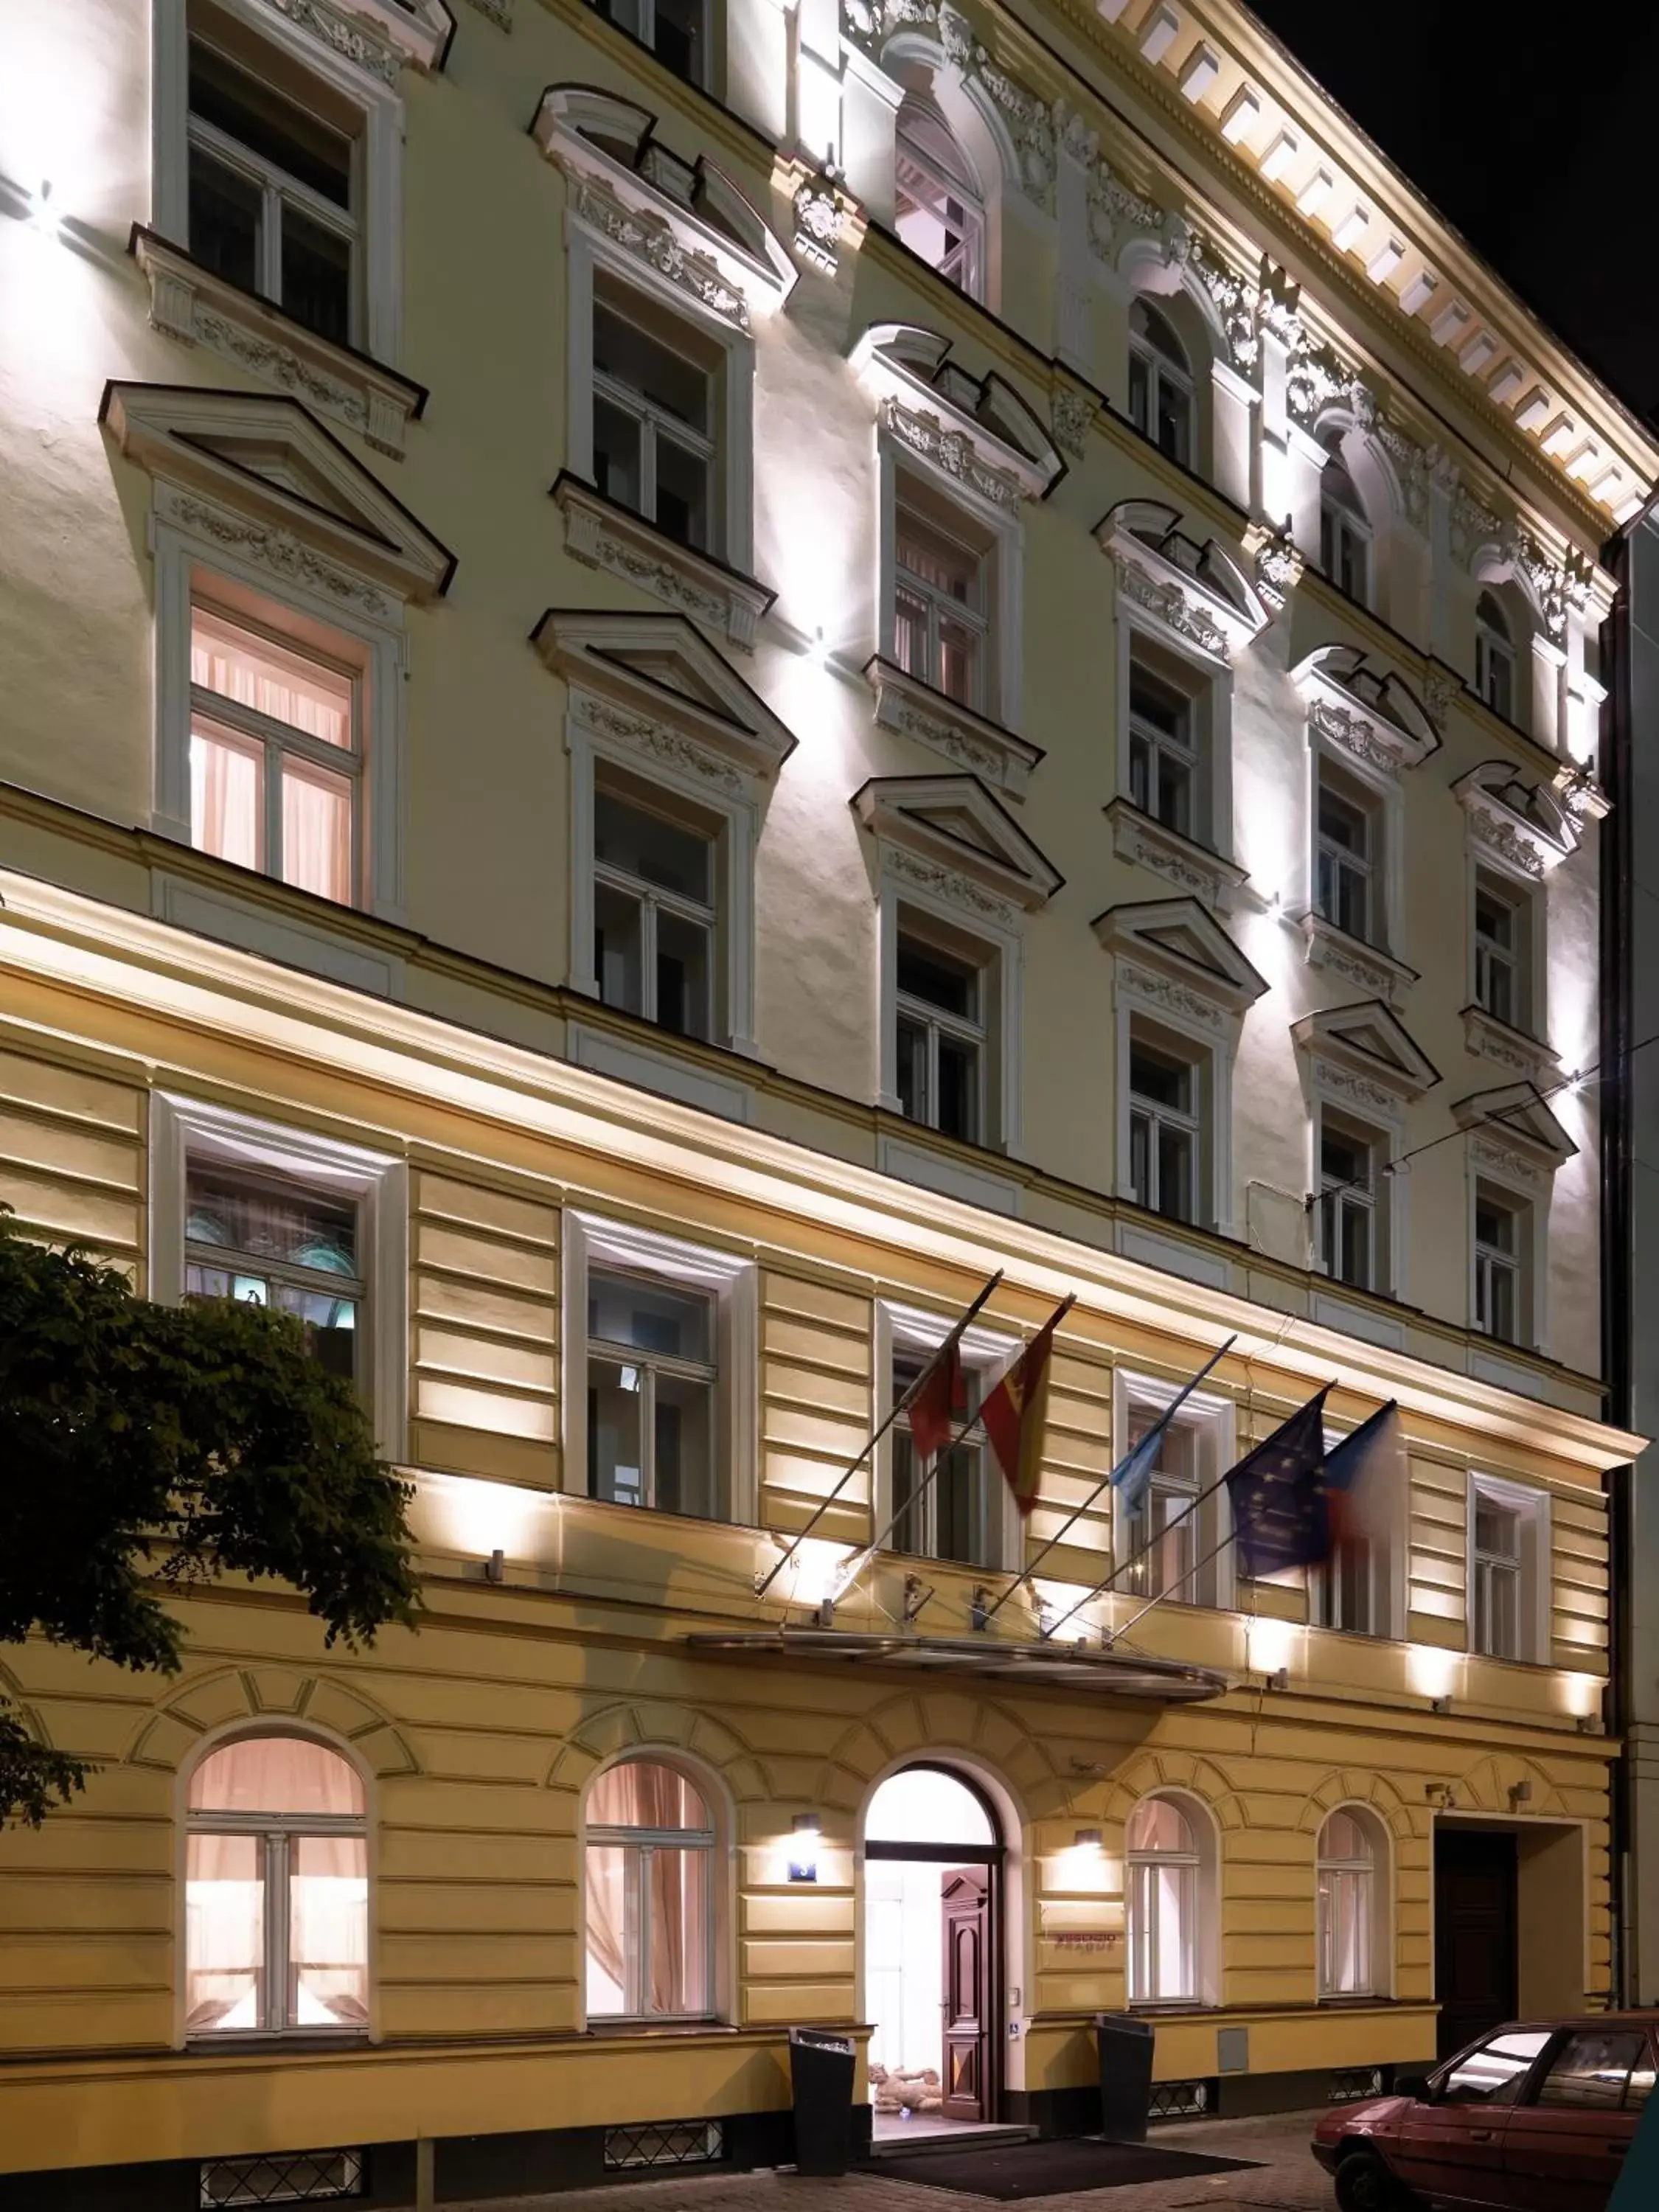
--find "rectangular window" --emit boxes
[1315,762,1379,944]
[189,602,360,905]
[1314,1534,1380,1635]
[1473,1182,1526,1344]
[587,1270,717,1520]
[187,29,358,347]
[1122,1413,1201,1604]
[889,1347,996,1570]
[1472,1494,1521,1658]
[184,1160,362,1383]
[592,0,709,87]
[1318,1117,1384,1293]
[896,931,987,1145]
[1128,660,1199,840]
[592,784,717,1040]
[1128,1036,1200,1225]
[591,281,720,554]
[1474,872,1529,1032]
[894,499,989,711]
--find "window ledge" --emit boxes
[1298,913,1419,1006]
[130,230,427,459]
[1105,798,1248,914]
[552,476,776,650]
[585,2017,731,2038]
[864,657,1044,797]
[1461,1004,1561,1086]
[185,2031,372,2053]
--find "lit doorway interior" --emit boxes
[864,1765,1003,2140]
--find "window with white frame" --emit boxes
[1128,300,1194,470]
[591,277,721,555]
[894,95,984,301]
[1473,870,1531,1033]
[1127,654,1201,841]
[189,599,362,906]
[1319,441,1372,606]
[185,1733,369,2038]
[1127,1030,1202,1225]
[1125,1796,1200,2006]
[1315,758,1382,945]
[185,1158,363,1384]
[186,18,360,348]
[591,0,709,87]
[1473,1180,1528,1345]
[1475,591,1517,723]
[1468,1475,1547,1663]
[588,1270,717,1520]
[592,777,719,1040]
[894,488,991,712]
[1318,1113,1387,1294]
[1312,1524,1385,1637]
[1121,1407,1203,1604]
[1316,1809,1377,1998]
[896,927,990,1147]
[585,1757,717,2020]
[889,1343,998,1571]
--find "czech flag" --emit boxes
[1324,1401,1403,1554]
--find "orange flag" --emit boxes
[981,1301,1069,1517]
[907,1335,964,1465]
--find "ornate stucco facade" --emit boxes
[0,0,1652,2204]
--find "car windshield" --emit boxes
[1440,2029,1553,2104]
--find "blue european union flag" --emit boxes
[1225,1387,1332,1577]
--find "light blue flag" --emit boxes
[1110,1420,1169,1515]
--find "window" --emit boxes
[1316,1811,1377,1998]
[1318,1116,1384,1293]
[187,29,358,347]
[894,497,989,711]
[592,783,717,1040]
[591,282,720,554]
[1319,442,1371,605]
[1314,1532,1382,1635]
[1121,1411,1202,1603]
[1475,591,1516,723]
[1128,301,1194,468]
[185,1735,368,2037]
[1473,1182,1526,1343]
[1534,2031,1655,2112]
[587,1270,717,1520]
[1126,1797,1200,2005]
[1472,1492,1521,1658]
[1315,760,1380,945]
[1439,2028,1552,2104]
[185,1161,361,1383]
[890,1347,995,1570]
[897,931,987,1145]
[1128,661,1199,838]
[1127,1037,1200,1224]
[585,1759,717,2020]
[1474,872,1529,1032]
[189,602,360,905]
[894,97,983,299]
[591,0,707,86]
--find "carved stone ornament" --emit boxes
[571,174,751,331]
[1241,518,1303,614]
[1501,526,1590,644]
[1087,160,1162,262]
[572,691,746,796]
[841,0,939,53]
[1470,1134,1544,1191]
[158,484,392,618]
[1285,333,1355,430]
[885,398,1026,508]
[793,173,844,272]
[1255,260,1303,349]
[1051,385,1097,459]
[1113,554,1230,659]
[1462,1006,1559,1086]
[1308,697,1417,780]
[1467,806,1547,879]
[1186,235,1259,370]
[1298,913,1415,1007]
[1450,483,1504,566]
[459,0,510,24]
[1374,415,1430,529]
[1312,1057,1397,1117]
[1420,663,1462,731]
[866,658,1042,795]
[554,480,773,650]
[260,0,403,83]
[920,4,1054,206]
[887,844,1020,928]
[1105,799,1247,914]
[1116,959,1227,1037]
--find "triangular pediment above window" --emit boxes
[533,611,798,781]
[1295,644,1439,776]
[852,324,1064,503]
[1292,1000,1441,1102]
[1091,897,1267,1012]
[1452,1082,1577,1169]
[100,383,454,602]
[853,775,1062,911]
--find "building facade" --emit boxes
[0,0,1652,2204]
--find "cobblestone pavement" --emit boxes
[434,2112,1336,2212]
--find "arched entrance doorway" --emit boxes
[863,1765,1004,2139]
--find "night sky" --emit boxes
[1250,1,1659,431]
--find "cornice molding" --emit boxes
[863,656,1043,796]
[552,478,775,650]
[1105,797,1248,914]
[1298,914,1417,1008]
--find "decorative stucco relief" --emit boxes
[888,845,1020,927]
[573,693,747,796]
[263,0,403,83]
[159,486,392,617]
[886,399,1026,507]
[571,175,750,331]
[1309,698,1416,780]
[1116,959,1228,1036]
[1113,555,1230,658]
[1051,386,1097,459]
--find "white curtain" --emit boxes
[189,1737,364,1818]
[282,763,352,902]
[585,1763,712,2017]
[190,728,260,870]
[185,1832,264,2034]
[585,1843,629,2014]
[289,1834,369,2025]
[192,611,351,748]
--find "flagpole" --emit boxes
[754,1270,1003,1599]
[1107,1529,1239,1644]
[827,1397,988,1610]
[977,1335,1236,1627]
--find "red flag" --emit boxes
[907,1335,963,1464]
[981,1301,1068,1517]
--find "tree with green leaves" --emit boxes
[0,1208,419,1826]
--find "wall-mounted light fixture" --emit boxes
[485,1548,505,1585]
[1430,1694,1453,1716]
[788,1813,821,1884]
[1265,1666,1290,1692]
[1073,1828,1102,1850]
[29,180,59,239]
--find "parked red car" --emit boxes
[1312,2014,1657,2211]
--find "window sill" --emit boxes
[1461,1004,1560,1086]
[185,2031,372,2053]
[552,476,776,649]
[864,657,1044,798]
[129,230,427,459]
[1297,912,1419,1006]
[585,2017,731,2037]
[1105,798,1248,914]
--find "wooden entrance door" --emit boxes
[941,1865,991,2121]
[1435,1829,1518,2059]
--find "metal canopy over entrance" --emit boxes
[684,1629,1228,1701]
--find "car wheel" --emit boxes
[1334,2149,1405,2212]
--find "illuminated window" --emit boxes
[585,1759,717,2020]
[1317,1809,1379,1998]
[189,603,360,905]
[592,783,718,1040]
[591,280,720,555]
[894,97,983,300]
[185,1160,362,1384]
[1315,759,1381,945]
[591,0,709,87]
[1468,1474,1546,1662]
[1128,301,1194,468]
[894,499,990,712]
[1473,1181,1528,1346]
[888,1335,1000,1571]
[1476,591,1517,723]
[1319,442,1371,606]
[185,1735,368,2037]
[1126,1796,1204,2005]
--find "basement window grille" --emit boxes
[1147,2079,1211,2120]
[603,2121,726,2171]
[200,2150,364,2208]
[1329,2067,1385,2104]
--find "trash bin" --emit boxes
[1096,2012,1155,2143]
[788,2026,857,2177]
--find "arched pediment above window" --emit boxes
[1454,762,1578,877]
[852,325,1065,501]
[1294,645,1437,776]
[533,87,796,330]
[1097,501,1267,658]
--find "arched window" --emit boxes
[1317,1809,1379,1997]
[1128,301,1194,467]
[1125,1795,1200,2005]
[585,1758,717,2020]
[1476,591,1517,723]
[894,96,983,299]
[1319,440,1372,606]
[185,1734,368,2037]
